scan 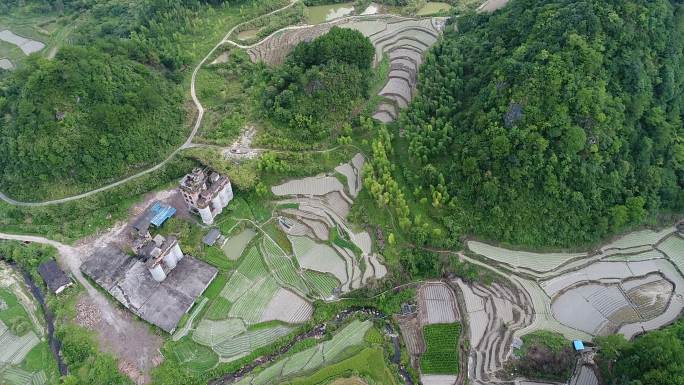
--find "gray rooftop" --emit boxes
[81,247,217,333]
[202,229,221,246]
[38,260,71,293]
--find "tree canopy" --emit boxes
[399,0,684,246]
[596,320,684,385]
[0,46,185,193]
[261,27,375,142]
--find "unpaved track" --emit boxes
[0,0,299,208]
[0,232,163,383]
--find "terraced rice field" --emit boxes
[228,275,280,324]
[455,225,684,384]
[272,176,345,197]
[290,235,348,283]
[244,14,445,123]
[273,155,386,292]
[193,318,246,346]
[657,235,684,272]
[454,278,535,384]
[302,270,341,298]
[0,366,47,385]
[261,236,310,295]
[259,288,313,323]
[418,283,460,325]
[0,58,13,70]
[212,325,294,359]
[467,241,585,273]
[420,375,457,385]
[569,365,599,385]
[0,320,40,365]
[0,30,45,55]
[233,320,372,385]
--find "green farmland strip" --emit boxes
[168,337,219,373]
[193,318,246,347]
[1,365,33,385]
[238,246,269,280]
[228,276,279,324]
[303,270,340,298]
[261,238,309,295]
[321,320,372,361]
[212,325,293,358]
[286,346,396,385]
[205,297,232,320]
[281,346,320,377]
[233,320,377,385]
[221,271,254,302]
[420,323,461,374]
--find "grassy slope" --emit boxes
[286,346,396,385]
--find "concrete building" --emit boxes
[81,244,217,333]
[180,168,233,225]
[134,234,183,283]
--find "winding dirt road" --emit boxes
[0,0,299,208]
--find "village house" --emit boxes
[180,168,233,225]
[38,261,72,294]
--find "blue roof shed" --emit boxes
[573,340,585,351]
[149,201,176,227]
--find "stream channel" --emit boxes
[210,306,413,385]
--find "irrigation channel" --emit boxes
[209,307,412,385]
[3,261,68,376]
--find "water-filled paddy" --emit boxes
[237,28,259,41]
[305,3,355,24]
[417,2,452,16]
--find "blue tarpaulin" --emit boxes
[150,201,176,227]
[573,340,585,351]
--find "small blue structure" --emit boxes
[132,201,176,236]
[149,201,176,227]
[573,340,585,351]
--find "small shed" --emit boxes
[511,337,523,350]
[131,201,176,236]
[149,201,176,227]
[573,340,585,352]
[38,261,73,294]
[203,229,222,246]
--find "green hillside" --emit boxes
[400,0,684,246]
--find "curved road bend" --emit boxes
[0,0,299,208]
[0,2,418,207]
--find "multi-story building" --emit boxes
[134,234,184,282]
[179,168,233,225]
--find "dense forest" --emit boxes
[596,319,684,384]
[399,0,684,247]
[261,27,375,142]
[0,0,269,200]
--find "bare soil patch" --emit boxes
[77,295,164,385]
